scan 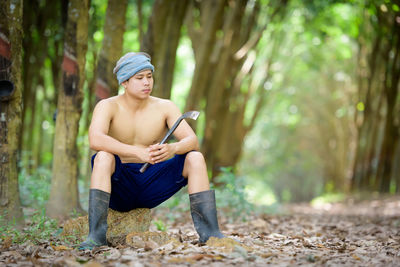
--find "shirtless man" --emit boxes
[79,52,224,250]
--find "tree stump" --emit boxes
[61,208,151,246]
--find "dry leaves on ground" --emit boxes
[1,196,400,266]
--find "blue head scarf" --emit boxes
[113,52,154,84]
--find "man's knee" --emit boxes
[94,151,115,172]
[185,151,206,170]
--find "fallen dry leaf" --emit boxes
[51,245,73,251]
[352,254,361,260]
[1,196,400,266]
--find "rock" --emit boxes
[126,231,171,248]
[61,208,151,246]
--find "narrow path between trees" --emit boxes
[1,196,399,266]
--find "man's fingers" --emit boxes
[148,144,171,163]
[153,151,170,163]
[148,143,161,151]
[153,152,167,161]
[150,144,167,155]
[150,149,163,157]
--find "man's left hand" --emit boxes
[148,143,176,164]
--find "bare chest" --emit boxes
[108,111,167,146]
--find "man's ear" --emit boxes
[121,81,127,88]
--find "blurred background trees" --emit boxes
[351,0,400,193]
[0,0,399,220]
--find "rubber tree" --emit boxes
[19,0,67,172]
[47,0,89,219]
[351,1,400,193]
[185,0,288,178]
[141,0,189,99]
[0,0,24,224]
[93,0,128,101]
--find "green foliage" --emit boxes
[311,193,346,206]
[156,188,190,223]
[18,165,52,208]
[14,0,395,220]
[0,209,60,245]
[123,0,154,52]
[153,219,167,232]
[155,168,274,224]
[239,0,360,202]
[214,167,270,222]
[171,36,195,111]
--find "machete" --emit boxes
[139,110,200,173]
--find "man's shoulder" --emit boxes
[93,96,120,118]
[149,97,180,118]
[149,96,177,109]
[96,96,120,108]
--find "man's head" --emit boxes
[113,52,154,85]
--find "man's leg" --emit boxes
[182,151,224,243]
[182,151,210,194]
[79,151,115,250]
[90,151,115,192]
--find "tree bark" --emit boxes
[185,0,227,113]
[47,0,89,219]
[94,0,128,100]
[376,22,400,192]
[0,0,24,224]
[394,142,400,194]
[141,0,189,99]
[185,0,287,179]
[137,0,144,45]
[352,34,382,190]
[20,0,64,171]
[351,4,400,193]
[362,91,384,189]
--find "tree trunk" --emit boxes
[47,0,89,219]
[141,0,189,99]
[376,39,400,192]
[351,3,400,193]
[94,0,128,100]
[394,142,400,194]
[0,0,24,224]
[185,0,227,113]
[32,77,46,168]
[377,108,398,193]
[202,0,248,172]
[185,0,287,179]
[20,0,62,171]
[137,0,144,45]
[354,35,382,190]
[362,91,384,189]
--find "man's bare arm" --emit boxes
[89,100,153,163]
[166,101,199,154]
[148,101,199,163]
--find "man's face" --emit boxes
[123,69,154,98]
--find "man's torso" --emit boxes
[107,96,169,162]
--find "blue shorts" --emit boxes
[91,153,188,212]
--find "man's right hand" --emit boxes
[137,146,155,165]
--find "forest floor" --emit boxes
[1,195,400,266]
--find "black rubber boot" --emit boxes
[189,190,224,244]
[78,189,110,250]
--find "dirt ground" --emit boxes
[1,196,400,266]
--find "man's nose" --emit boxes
[143,78,150,85]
